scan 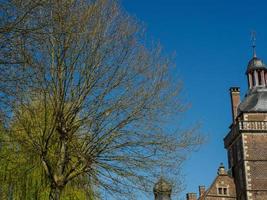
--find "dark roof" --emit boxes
[246,57,267,73]
[238,87,267,113]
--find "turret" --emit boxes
[246,56,267,89]
[246,34,267,89]
[153,177,172,200]
[237,53,267,114]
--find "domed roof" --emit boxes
[247,57,267,73]
[238,87,267,113]
[153,177,172,194]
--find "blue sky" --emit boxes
[122,0,267,199]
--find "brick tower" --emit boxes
[224,48,267,200]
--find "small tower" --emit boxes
[246,33,267,89]
[153,177,172,200]
[246,56,267,89]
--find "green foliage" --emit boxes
[0,105,97,199]
[0,126,46,199]
[0,0,203,199]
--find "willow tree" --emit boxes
[1,0,202,199]
[0,112,97,199]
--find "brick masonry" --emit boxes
[185,55,267,200]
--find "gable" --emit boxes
[199,175,236,200]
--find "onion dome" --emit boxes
[153,177,172,194]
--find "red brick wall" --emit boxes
[244,134,267,199]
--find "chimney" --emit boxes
[186,193,197,200]
[229,87,240,123]
[198,185,205,197]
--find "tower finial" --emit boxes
[160,164,163,176]
[251,31,257,58]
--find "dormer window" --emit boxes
[217,187,228,195]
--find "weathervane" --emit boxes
[251,31,257,58]
[160,164,163,176]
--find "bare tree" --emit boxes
[0,0,50,120]
[2,0,202,199]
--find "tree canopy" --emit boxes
[0,0,202,199]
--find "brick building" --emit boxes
[186,164,236,200]
[183,48,267,200]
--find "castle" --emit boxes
[153,47,267,200]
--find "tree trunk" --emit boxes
[49,186,62,200]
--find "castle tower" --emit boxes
[224,47,267,200]
[153,177,172,200]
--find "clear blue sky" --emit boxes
[122,0,267,199]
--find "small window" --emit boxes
[218,188,222,195]
[223,188,228,195]
[218,187,228,195]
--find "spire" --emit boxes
[251,31,257,58]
